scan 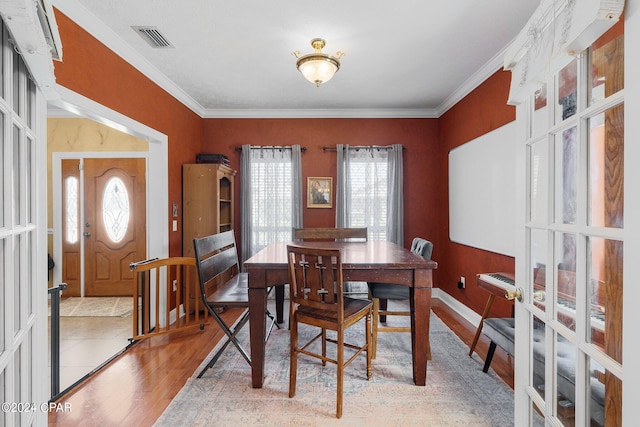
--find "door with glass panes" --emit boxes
[62,157,146,296]
[514,28,623,427]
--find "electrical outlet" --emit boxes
[458,276,466,289]
[172,280,177,292]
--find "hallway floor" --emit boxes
[48,315,132,394]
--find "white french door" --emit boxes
[0,19,48,427]
[513,27,625,426]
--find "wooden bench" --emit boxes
[193,230,277,377]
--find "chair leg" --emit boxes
[366,312,372,380]
[275,284,285,324]
[371,298,379,359]
[483,341,497,373]
[289,316,298,398]
[322,328,327,366]
[379,298,388,322]
[336,329,344,419]
[196,336,234,378]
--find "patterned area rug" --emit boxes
[154,303,514,426]
[51,297,134,317]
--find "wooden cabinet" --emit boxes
[182,163,236,258]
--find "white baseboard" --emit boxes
[432,288,481,329]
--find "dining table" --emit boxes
[243,240,437,388]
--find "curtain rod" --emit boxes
[234,145,306,152]
[322,145,404,151]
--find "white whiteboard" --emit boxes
[448,121,517,257]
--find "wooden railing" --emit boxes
[129,257,207,341]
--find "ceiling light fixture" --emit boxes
[293,38,344,87]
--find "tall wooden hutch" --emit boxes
[182,163,236,258]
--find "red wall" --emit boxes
[437,70,516,317]
[202,118,440,254]
[53,10,202,257]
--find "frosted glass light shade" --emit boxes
[294,38,342,87]
[297,55,340,87]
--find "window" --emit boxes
[102,177,130,243]
[240,145,302,261]
[64,177,79,244]
[336,145,403,244]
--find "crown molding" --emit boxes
[435,43,510,117]
[53,0,206,117]
[201,108,439,119]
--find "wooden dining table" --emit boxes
[243,240,437,388]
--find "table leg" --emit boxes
[468,294,495,357]
[275,284,285,324]
[248,272,267,388]
[411,285,431,386]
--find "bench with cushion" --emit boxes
[482,317,605,426]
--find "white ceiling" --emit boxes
[53,0,540,118]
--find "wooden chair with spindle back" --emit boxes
[292,227,368,297]
[287,244,372,419]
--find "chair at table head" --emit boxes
[367,237,433,359]
[292,227,367,242]
[286,243,372,419]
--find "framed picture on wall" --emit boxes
[307,177,333,208]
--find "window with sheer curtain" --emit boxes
[240,145,302,262]
[336,144,403,245]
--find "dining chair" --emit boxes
[293,227,368,297]
[292,227,368,242]
[287,244,372,419]
[193,230,277,378]
[367,237,433,359]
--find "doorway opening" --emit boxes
[47,88,169,397]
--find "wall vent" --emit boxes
[132,26,174,48]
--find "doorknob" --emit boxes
[533,290,546,302]
[505,287,523,302]
[83,231,91,237]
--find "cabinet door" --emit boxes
[183,164,235,257]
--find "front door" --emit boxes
[84,158,146,296]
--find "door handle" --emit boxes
[505,287,523,302]
[83,231,91,237]
[533,290,546,302]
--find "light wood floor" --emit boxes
[49,316,132,393]
[48,299,514,426]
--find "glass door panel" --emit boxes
[588,106,624,229]
[529,139,549,224]
[555,233,576,333]
[555,127,578,225]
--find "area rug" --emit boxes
[51,297,134,317]
[154,304,514,426]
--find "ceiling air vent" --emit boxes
[132,26,174,48]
